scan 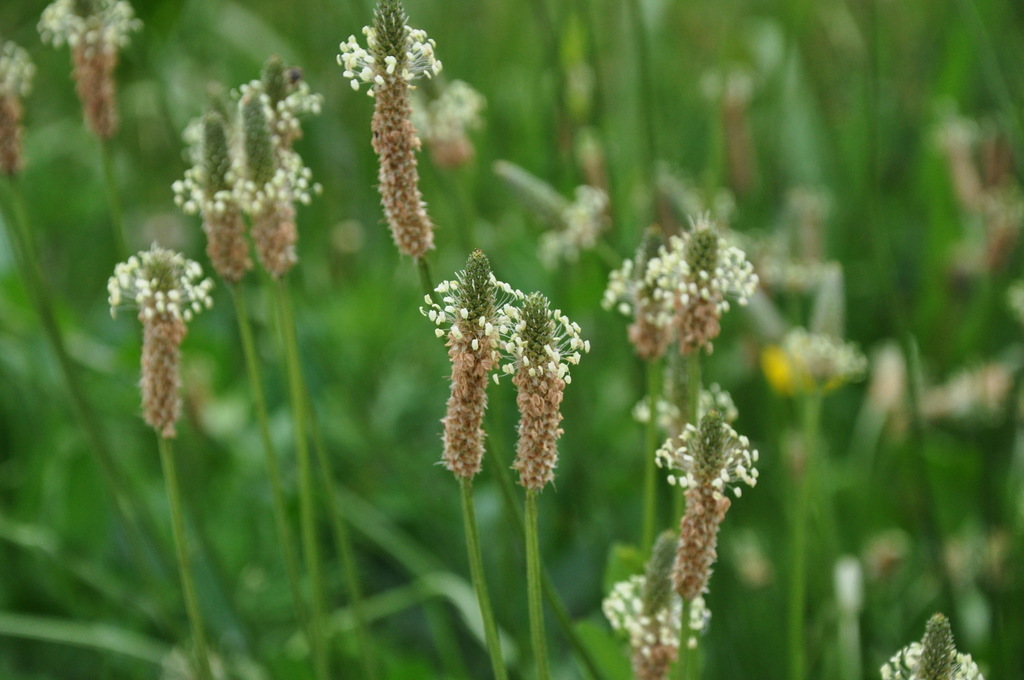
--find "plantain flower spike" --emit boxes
[338,0,442,259]
[656,411,758,603]
[645,214,758,354]
[173,106,251,283]
[603,226,672,360]
[0,38,35,176]
[39,0,141,140]
[503,292,590,490]
[881,613,984,680]
[234,57,321,278]
[421,250,518,478]
[108,245,213,438]
[603,531,685,680]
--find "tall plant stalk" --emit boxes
[788,391,821,680]
[460,479,509,680]
[274,280,331,680]
[525,490,550,680]
[306,394,379,680]
[99,140,128,258]
[230,286,310,646]
[157,436,214,680]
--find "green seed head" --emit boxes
[460,250,496,329]
[642,530,678,616]
[373,0,409,62]
[202,110,231,193]
[242,93,274,187]
[919,613,956,680]
[261,55,288,106]
[694,410,727,483]
[685,223,719,274]
[521,292,555,368]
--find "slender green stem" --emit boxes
[674,600,693,680]
[417,256,436,301]
[0,176,166,585]
[525,490,550,680]
[641,358,661,554]
[459,478,509,680]
[157,436,213,680]
[274,280,331,680]
[307,397,379,680]
[230,286,310,645]
[625,0,658,232]
[788,392,821,680]
[674,353,702,524]
[486,402,607,680]
[99,139,128,258]
[0,611,170,665]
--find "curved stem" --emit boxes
[525,490,550,680]
[460,478,509,680]
[642,358,661,554]
[157,436,213,680]
[230,286,309,646]
[99,139,128,258]
[275,280,331,680]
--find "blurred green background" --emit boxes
[1,0,1023,677]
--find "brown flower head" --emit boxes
[108,245,213,438]
[39,0,141,140]
[656,411,758,601]
[0,39,35,176]
[421,250,517,478]
[502,292,589,490]
[339,0,442,259]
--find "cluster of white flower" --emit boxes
[781,328,867,388]
[540,185,609,266]
[234,84,320,212]
[602,575,683,656]
[500,298,590,384]
[108,246,213,322]
[412,80,484,143]
[632,383,737,430]
[38,0,141,53]
[880,643,983,680]
[0,40,35,98]
[338,24,442,96]
[420,275,517,357]
[655,417,759,498]
[645,217,759,322]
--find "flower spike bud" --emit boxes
[108,245,213,438]
[810,263,846,339]
[0,38,35,176]
[880,613,984,680]
[39,0,141,139]
[422,251,520,478]
[412,79,485,168]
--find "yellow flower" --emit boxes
[761,329,866,396]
